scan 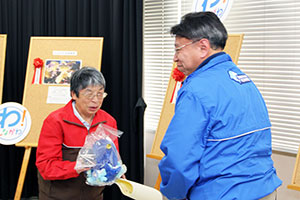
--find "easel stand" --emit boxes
[287,144,300,191]
[14,146,33,200]
[146,154,163,190]
[0,34,7,104]
[13,37,104,199]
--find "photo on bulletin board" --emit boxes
[43,59,81,85]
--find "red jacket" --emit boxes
[36,100,118,180]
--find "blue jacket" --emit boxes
[159,53,282,200]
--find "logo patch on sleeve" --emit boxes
[228,70,251,84]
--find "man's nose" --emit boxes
[173,53,179,62]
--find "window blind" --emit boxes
[223,0,300,154]
[143,0,192,132]
[143,0,178,131]
[143,0,300,154]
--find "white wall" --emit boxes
[144,130,160,187]
[144,131,300,199]
[272,151,300,199]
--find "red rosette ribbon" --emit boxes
[171,67,185,82]
[170,67,185,103]
[32,58,44,84]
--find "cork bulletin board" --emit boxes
[147,34,244,160]
[0,34,7,104]
[16,37,103,147]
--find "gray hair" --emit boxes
[170,11,228,50]
[70,66,106,97]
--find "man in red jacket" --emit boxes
[36,67,118,200]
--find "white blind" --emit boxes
[143,0,179,130]
[143,0,300,154]
[223,0,300,154]
[143,0,193,131]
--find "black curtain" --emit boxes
[0,0,145,199]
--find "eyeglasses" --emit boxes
[82,91,108,100]
[174,40,200,54]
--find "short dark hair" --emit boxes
[70,67,106,97]
[170,11,228,50]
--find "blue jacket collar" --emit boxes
[184,52,231,83]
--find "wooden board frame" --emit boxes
[288,145,300,191]
[147,34,244,161]
[16,37,103,147]
[14,37,104,200]
[0,34,7,104]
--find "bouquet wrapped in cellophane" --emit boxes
[75,124,126,186]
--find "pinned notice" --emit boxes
[0,102,31,145]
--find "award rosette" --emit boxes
[32,58,44,84]
[170,67,185,104]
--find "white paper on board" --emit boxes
[47,86,71,104]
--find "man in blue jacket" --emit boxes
[158,11,282,200]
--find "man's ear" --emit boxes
[194,38,210,58]
[71,91,77,100]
